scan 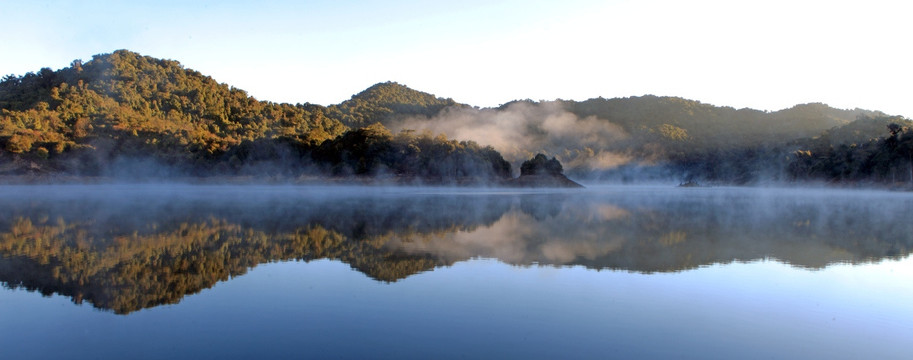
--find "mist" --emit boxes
[388,101,634,176]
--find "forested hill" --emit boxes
[0,50,351,175]
[1,49,909,184]
[0,50,507,180]
[327,81,461,128]
[565,97,882,148]
[0,50,348,149]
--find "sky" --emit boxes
[1,0,910,117]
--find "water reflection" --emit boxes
[0,185,910,313]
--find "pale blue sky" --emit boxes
[1,0,910,117]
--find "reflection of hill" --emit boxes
[0,188,514,313]
[396,191,913,272]
[1,186,911,314]
[0,217,444,314]
[1,219,337,313]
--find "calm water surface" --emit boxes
[1,185,911,359]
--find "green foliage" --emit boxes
[657,123,689,141]
[0,50,347,175]
[786,115,913,184]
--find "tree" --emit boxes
[520,154,563,176]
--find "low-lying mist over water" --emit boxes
[1,184,910,313]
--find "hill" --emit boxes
[0,50,347,175]
[0,51,507,181]
[1,49,910,185]
[327,81,460,128]
[565,97,882,150]
[384,95,894,181]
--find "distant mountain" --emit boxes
[801,115,907,147]
[566,97,883,148]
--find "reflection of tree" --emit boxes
[1,188,911,314]
[0,218,380,314]
[0,191,515,314]
[518,194,566,221]
[0,216,482,314]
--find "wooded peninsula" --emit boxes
[2,50,911,186]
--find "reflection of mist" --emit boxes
[594,204,630,221]
[392,187,913,271]
[389,213,531,264]
[390,210,629,265]
[393,200,631,266]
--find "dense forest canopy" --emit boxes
[0,50,347,175]
[1,49,911,185]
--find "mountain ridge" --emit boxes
[1,50,910,184]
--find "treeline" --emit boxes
[556,97,906,183]
[2,49,911,184]
[651,115,913,185]
[787,116,913,184]
[311,124,510,181]
[218,124,511,181]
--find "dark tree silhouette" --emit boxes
[520,154,563,176]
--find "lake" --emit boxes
[1,184,911,359]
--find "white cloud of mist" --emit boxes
[388,101,634,172]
